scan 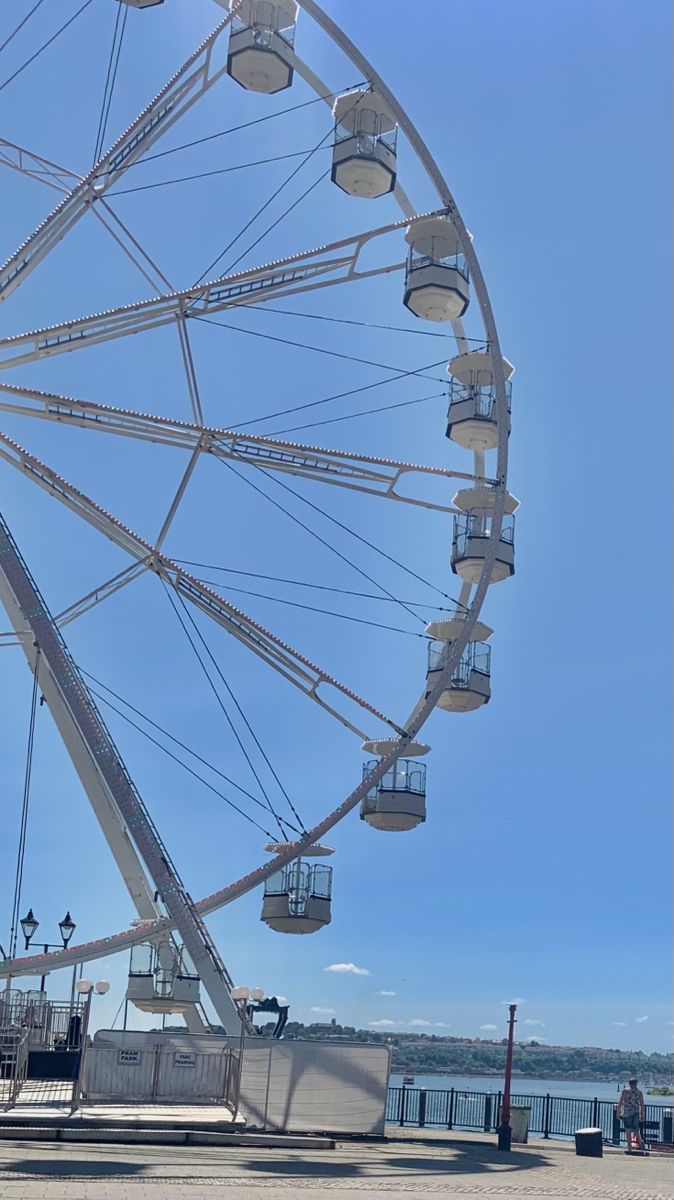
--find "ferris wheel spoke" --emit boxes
[0,212,437,370]
[0,384,491,509]
[56,561,150,630]
[0,558,152,647]
[93,202,176,294]
[0,13,240,305]
[0,138,176,297]
[0,430,400,741]
[0,137,82,195]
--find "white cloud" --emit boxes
[501,997,525,1005]
[433,1022,451,1028]
[635,1015,648,1024]
[524,1019,545,1027]
[480,1024,498,1031]
[610,1021,628,1027]
[370,1019,398,1028]
[274,995,288,1004]
[408,1019,432,1027]
[324,962,371,976]
[377,990,396,997]
[523,1036,547,1044]
[666,1021,674,1027]
[309,1007,335,1015]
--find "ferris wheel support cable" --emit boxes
[223,165,331,277]
[0,0,95,95]
[218,455,422,627]
[194,578,430,638]
[226,360,451,430]
[0,0,47,58]
[92,3,128,167]
[81,666,301,830]
[124,84,365,170]
[7,648,41,962]
[195,122,336,283]
[269,390,446,437]
[110,148,332,195]
[177,563,456,610]
[200,90,371,284]
[166,583,307,836]
[243,304,486,342]
[88,684,291,840]
[193,313,447,381]
[241,461,469,614]
[162,580,299,841]
[216,84,401,278]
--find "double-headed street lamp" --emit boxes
[20,908,76,993]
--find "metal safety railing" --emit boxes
[0,995,86,1051]
[0,1029,29,1111]
[386,1085,674,1146]
[448,378,513,419]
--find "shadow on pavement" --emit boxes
[242,1144,548,1179]
[245,1158,363,1176]
[382,1147,547,1175]
[5,1159,147,1178]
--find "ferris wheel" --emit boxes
[0,0,516,1035]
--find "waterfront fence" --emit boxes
[386,1086,673,1146]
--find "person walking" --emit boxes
[617,1077,646,1150]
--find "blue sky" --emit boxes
[0,0,670,1055]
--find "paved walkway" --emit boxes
[0,1133,671,1199]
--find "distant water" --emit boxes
[390,1073,673,1105]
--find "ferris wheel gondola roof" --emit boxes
[264,841,335,858]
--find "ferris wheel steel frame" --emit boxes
[0,0,511,986]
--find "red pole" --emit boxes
[497,1003,517,1151]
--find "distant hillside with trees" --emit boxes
[250,1021,672,1083]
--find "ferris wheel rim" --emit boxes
[0,0,511,980]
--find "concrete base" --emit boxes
[0,1103,335,1148]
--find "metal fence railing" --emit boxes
[0,994,86,1051]
[386,1086,674,1146]
[0,1029,29,1111]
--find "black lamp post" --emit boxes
[19,908,39,949]
[20,909,76,994]
[58,912,76,948]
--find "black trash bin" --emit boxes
[575,1127,603,1157]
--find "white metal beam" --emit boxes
[0,547,160,923]
[0,430,400,740]
[0,511,243,1033]
[0,138,81,195]
[0,12,242,304]
[0,383,490,508]
[0,212,438,371]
